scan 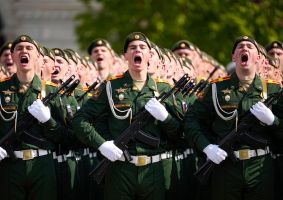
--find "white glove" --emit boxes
[145,98,168,122]
[203,144,227,164]
[98,140,123,162]
[28,99,51,123]
[250,102,274,125]
[0,147,7,161]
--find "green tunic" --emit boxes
[184,72,281,200]
[0,74,57,200]
[72,70,181,200]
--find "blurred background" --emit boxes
[0,0,283,65]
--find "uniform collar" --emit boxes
[11,73,42,92]
[124,71,157,91]
[230,72,262,92]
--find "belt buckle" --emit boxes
[239,149,250,160]
[23,149,34,160]
[136,155,147,166]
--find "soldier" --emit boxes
[171,40,201,73]
[0,41,16,76]
[0,35,58,199]
[41,47,55,81]
[184,36,281,200]
[73,32,181,200]
[88,38,114,81]
[265,41,283,200]
[266,41,283,76]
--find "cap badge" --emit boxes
[134,35,140,40]
[180,43,186,48]
[8,43,12,48]
[243,36,248,40]
[273,43,278,47]
[97,40,103,45]
[21,36,27,41]
[54,49,59,54]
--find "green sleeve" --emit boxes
[72,85,108,149]
[183,85,214,151]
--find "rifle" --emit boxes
[0,75,75,158]
[194,87,283,184]
[61,79,80,97]
[89,74,190,183]
[188,66,219,97]
[76,80,100,103]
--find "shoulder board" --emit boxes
[263,79,280,85]
[196,77,206,83]
[107,74,124,81]
[0,77,11,83]
[45,81,58,87]
[154,78,170,84]
[82,86,88,92]
[210,76,230,84]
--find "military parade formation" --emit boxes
[0,32,283,200]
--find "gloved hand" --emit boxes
[28,99,51,123]
[98,140,123,162]
[250,102,274,125]
[0,147,7,161]
[145,98,168,122]
[203,144,227,164]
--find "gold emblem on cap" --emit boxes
[243,36,248,39]
[8,43,12,48]
[97,40,103,45]
[273,43,278,47]
[54,49,59,54]
[180,43,186,48]
[21,36,27,41]
[134,35,140,39]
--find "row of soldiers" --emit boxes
[0,31,283,200]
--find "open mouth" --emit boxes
[6,62,13,67]
[134,56,142,64]
[52,70,59,75]
[97,57,103,62]
[20,55,29,64]
[241,53,248,63]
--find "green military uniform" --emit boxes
[0,74,57,200]
[74,83,90,108]
[73,71,181,200]
[45,81,88,200]
[265,40,283,200]
[184,72,280,200]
